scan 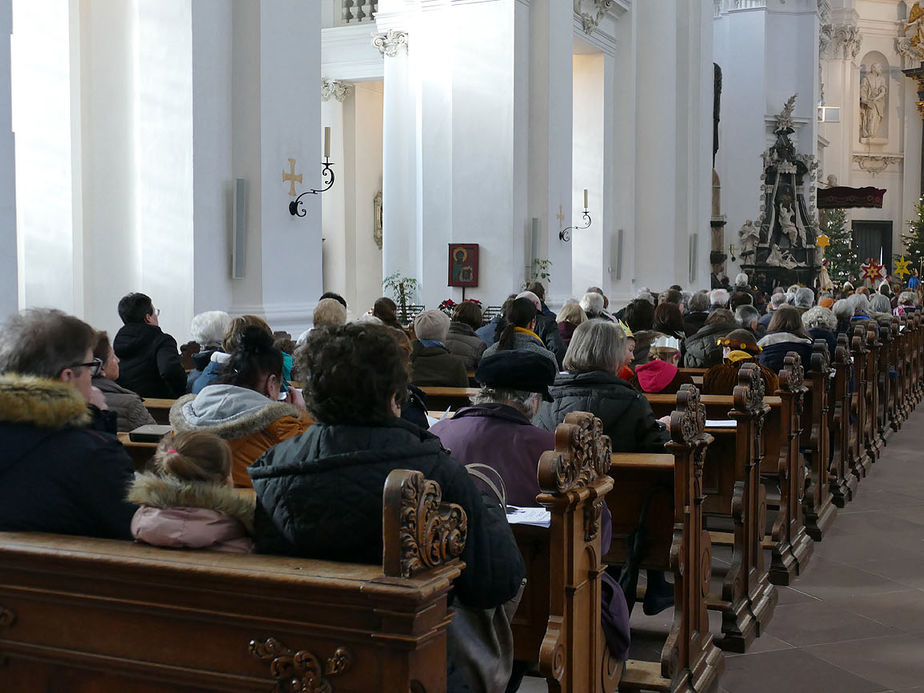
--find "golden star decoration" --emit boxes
[815,232,830,251]
[895,255,912,280]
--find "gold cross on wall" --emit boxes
[283,158,303,197]
[556,205,566,227]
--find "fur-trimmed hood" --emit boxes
[127,472,255,533]
[170,384,300,440]
[0,374,90,429]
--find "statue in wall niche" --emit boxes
[859,63,887,140]
[738,220,760,261]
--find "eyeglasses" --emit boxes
[151,308,161,317]
[64,358,103,377]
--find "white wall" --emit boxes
[350,81,383,313]
[11,0,81,316]
[571,52,605,296]
[0,0,14,324]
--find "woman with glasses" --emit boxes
[92,331,156,432]
[0,308,139,538]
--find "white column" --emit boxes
[255,0,323,334]
[11,0,82,317]
[528,0,573,307]
[0,0,14,323]
[610,11,637,302]
[377,29,419,302]
[634,0,679,290]
[321,79,351,307]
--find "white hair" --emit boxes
[794,287,815,308]
[898,291,917,306]
[709,288,729,307]
[832,299,853,321]
[847,293,871,316]
[580,291,605,316]
[802,306,837,331]
[735,305,760,328]
[636,288,655,304]
[869,294,891,314]
[189,311,231,348]
[770,293,788,309]
[734,273,749,288]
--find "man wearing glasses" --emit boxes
[0,308,138,538]
[113,293,187,399]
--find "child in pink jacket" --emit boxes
[127,431,254,553]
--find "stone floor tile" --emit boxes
[721,649,884,693]
[806,634,924,690]
[760,600,898,647]
[824,589,924,634]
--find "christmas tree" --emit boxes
[819,208,857,285]
[901,195,924,271]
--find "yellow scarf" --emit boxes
[726,350,756,363]
[514,326,542,341]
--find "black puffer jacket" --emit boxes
[113,322,187,399]
[533,370,669,453]
[0,375,138,538]
[248,418,525,609]
[683,321,736,368]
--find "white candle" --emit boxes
[583,189,588,210]
[324,127,331,159]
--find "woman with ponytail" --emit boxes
[128,431,254,552]
[482,297,557,372]
[169,326,313,488]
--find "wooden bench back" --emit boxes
[0,469,466,693]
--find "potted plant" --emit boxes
[383,272,419,325]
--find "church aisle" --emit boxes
[518,405,924,693]
[718,405,924,693]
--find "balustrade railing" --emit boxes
[339,0,378,25]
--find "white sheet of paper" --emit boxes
[505,506,551,528]
[705,419,737,428]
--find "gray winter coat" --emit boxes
[93,377,156,432]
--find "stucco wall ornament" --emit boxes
[821,23,861,60]
[372,30,408,58]
[852,154,902,176]
[574,0,613,34]
[321,79,353,103]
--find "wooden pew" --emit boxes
[142,397,175,425]
[606,386,725,692]
[827,334,856,506]
[417,386,479,412]
[645,366,777,653]
[848,324,871,481]
[863,322,883,461]
[0,469,466,693]
[801,342,837,541]
[765,354,813,584]
[512,411,622,692]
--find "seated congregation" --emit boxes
[0,273,922,692]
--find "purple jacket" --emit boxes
[430,403,554,507]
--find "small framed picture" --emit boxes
[448,243,479,287]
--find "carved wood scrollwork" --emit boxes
[249,638,351,693]
[670,384,707,445]
[0,605,15,627]
[584,498,604,542]
[382,469,467,578]
[733,362,765,412]
[537,411,612,494]
[779,353,805,392]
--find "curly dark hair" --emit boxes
[301,323,410,425]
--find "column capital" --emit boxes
[819,23,861,61]
[322,79,353,102]
[372,29,408,57]
[574,0,613,35]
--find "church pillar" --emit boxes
[375,29,420,302]
[0,0,15,322]
[527,0,573,307]
[321,79,352,310]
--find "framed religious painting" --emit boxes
[448,243,479,287]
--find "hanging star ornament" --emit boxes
[895,255,912,280]
[860,258,886,282]
[815,232,830,251]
